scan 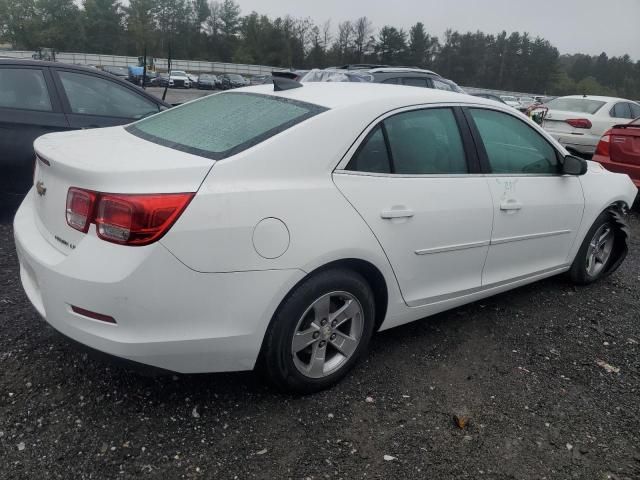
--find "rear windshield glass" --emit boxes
[126,92,326,160]
[546,98,605,114]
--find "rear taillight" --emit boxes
[65,189,194,246]
[66,188,97,233]
[565,118,592,129]
[595,133,611,157]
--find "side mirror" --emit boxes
[562,155,588,175]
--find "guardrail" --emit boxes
[0,50,281,76]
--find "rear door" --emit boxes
[333,106,494,307]
[0,65,69,208]
[51,68,162,129]
[465,107,584,285]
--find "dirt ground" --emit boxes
[1,211,639,480]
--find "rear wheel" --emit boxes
[260,268,375,393]
[569,212,619,284]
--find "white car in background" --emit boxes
[15,82,636,393]
[168,70,191,88]
[500,95,522,109]
[542,95,640,157]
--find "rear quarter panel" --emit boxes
[160,107,404,317]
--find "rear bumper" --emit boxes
[546,131,598,155]
[593,155,640,187]
[13,193,305,373]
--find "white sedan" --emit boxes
[542,95,640,156]
[14,81,637,392]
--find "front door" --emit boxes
[334,106,494,307]
[465,107,584,285]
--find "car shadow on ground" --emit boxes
[51,272,573,401]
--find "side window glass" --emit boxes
[346,125,391,173]
[469,108,559,174]
[402,77,428,88]
[611,103,632,119]
[58,71,159,119]
[630,103,640,119]
[382,78,399,85]
[0,68,52,111]
[384,108,467,174]
[432,79,454,91]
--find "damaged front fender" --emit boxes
[604,204,631,277]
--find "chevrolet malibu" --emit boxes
[14,81,637,393]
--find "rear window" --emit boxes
[546,98,605,114]
[126,92,326,160]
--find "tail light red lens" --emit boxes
[66,188,97,233]
[65,189,194,246]
[594,133,611,157]
[565,118,592,129]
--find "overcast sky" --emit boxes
[235,0,640,60]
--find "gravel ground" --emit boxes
[1,211,639,480]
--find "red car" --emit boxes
[593,118,640,187]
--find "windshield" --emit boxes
[171,71,187,76]
[126,92,327,160]
[227,74,244,81]
[546,98,605,114]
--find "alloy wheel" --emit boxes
[585,224,614,277]
[291,291,364,379]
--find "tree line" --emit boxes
[1,0,639,97]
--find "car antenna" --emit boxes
[272,71,302,91]
[162,43,171,102]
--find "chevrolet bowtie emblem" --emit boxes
[36,181,47,197]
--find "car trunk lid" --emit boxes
[608,123,640,166]
[32,126,213,254]
[542,109,590,134]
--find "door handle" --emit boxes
[500,199,523,211]
[380,208,414,219]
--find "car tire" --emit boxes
[569,211,622,285]
[259,268,376,394]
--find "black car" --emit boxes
[472,92,508,104]
[219,74,248,90]
[197,73,219,90]
[150,72,170,87]
[0,59,170,216]
[365,67,465,93]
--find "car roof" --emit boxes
[238,82,497,111]
[557,95,637,103]
[368,67,439,75]
[0,58,107,73]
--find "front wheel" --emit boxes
[569,211,623,284]
[259,268,376,393]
